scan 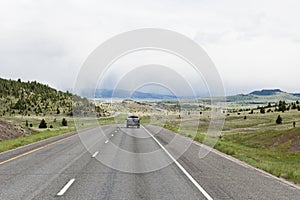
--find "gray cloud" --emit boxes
[0,0,300,95]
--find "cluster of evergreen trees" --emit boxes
[38,118,68,129]
[256,100,300,114]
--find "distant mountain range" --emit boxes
[225,89,300,104]
[88,89,300,102]
[250,89,283,96]
[294,93,300,97]
[83,89,178,100]
[80,88,300,103]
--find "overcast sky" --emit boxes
[1,0,300,96]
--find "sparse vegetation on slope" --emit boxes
[0,77,93,116]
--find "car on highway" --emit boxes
[126,115,140,128]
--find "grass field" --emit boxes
[215,127,300,183]
[144,108,300,184]
[0,128,76,153]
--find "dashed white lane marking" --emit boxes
[142,126,214,200]
[105,140,109,144]
[114,130,118,133]
[57,178,75,196]
[92,151,99,158]
[111,134,114,137]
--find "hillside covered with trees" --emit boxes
[0,77,108,117]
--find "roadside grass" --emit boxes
[0,128,75,153]
[0,114,126,154]
[140,115,151,124]
[159,112,300,184]
[0,113,130,154]
[97,114,127,125]
[214,138,300,184]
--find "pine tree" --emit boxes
[278,100,286,112]
[276,115,282,124]
[62,118,68,126]
[39,119,47,128]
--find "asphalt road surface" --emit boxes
[0,124,300,200]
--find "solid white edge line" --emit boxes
[193,141,300,191]
[92,151,99,158]
[57,178,75,196]
[142,126,213,200]
[105,140,109,144]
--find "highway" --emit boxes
[0,125,300,200]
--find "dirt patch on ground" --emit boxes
[290,135,300,154]
[0,120,32,141]
[267,129,300,154]
[223,127,259,133]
